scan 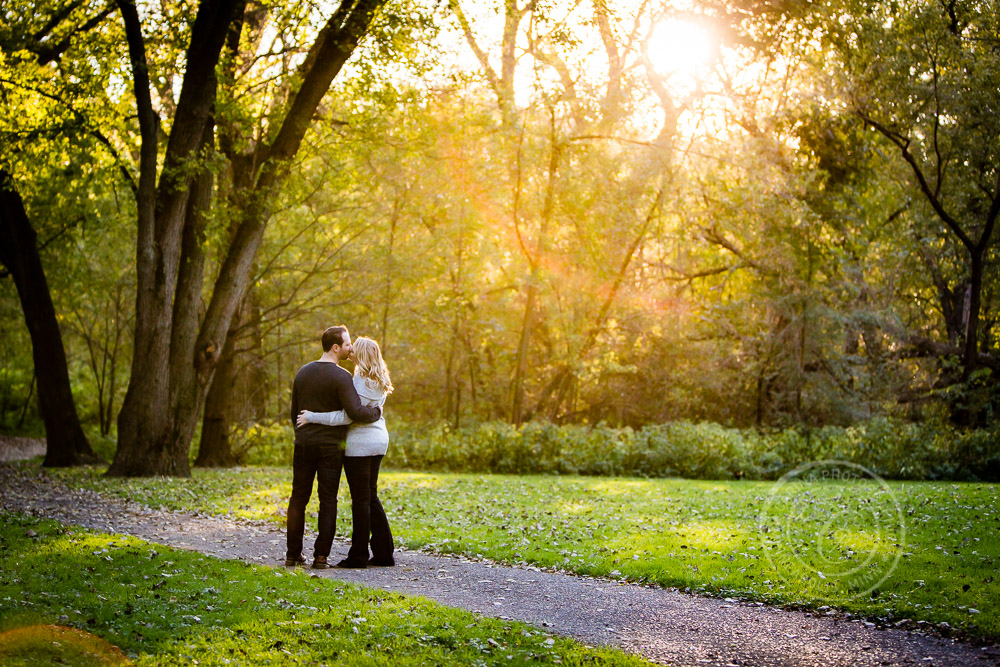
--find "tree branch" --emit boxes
[978,169,1000,254]
[266,0,384,168]
[448,0,501,95]
[34,2,116,65]
[900,335,999,372]
[656,262,745,282]
[858,109,975,251]
[593,0,623,125]
[114,0,158,220]
[525,36,584,126]
[701,225,772,274]
[195,0,387,374]
[0,77,137,193]
[32,0,88,43]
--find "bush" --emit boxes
[387,418,1000,482]
[226,416,998,482]
[239,422,294,466]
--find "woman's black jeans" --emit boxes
[286,444,343,559]
[342,454,394,562]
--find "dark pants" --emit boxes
[286,444,343,559]
[342,455,394,562]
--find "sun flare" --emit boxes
[647,18,714,78]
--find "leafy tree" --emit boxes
[830,0,1000,393]
[190,0,440,466]
[109,0,387,476]
[0,0,120,465]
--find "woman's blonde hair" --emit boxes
[353,336,393,395]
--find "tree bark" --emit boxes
[195,285,265,467]
[110,0,387,476]
[195,324,239,467]
[963,250,985,380]
[448,0,525,129]
[109,0,239,477]
[0,170,99,466]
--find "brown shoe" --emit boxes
[311,555,330,570]
[284,554,306,567]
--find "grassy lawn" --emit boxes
[0,512,647,665]
[41,464,1000,641]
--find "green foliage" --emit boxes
[0,315,41,435]
[389,419,1000,482]
[235,421,294,467]
[0,0,134,444]
[171,415,1000,482]
[0,512,646,665]
[2,0,998,458]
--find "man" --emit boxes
[285,325,382,569]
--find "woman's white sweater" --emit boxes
[301,374,388,457]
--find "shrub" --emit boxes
[239,422,293,466]
[387,418,999,482]
[230,416,998,482]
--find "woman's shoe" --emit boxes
[368,557,395,567]
[336,558,368,569]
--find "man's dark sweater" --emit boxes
[290,361,381,446]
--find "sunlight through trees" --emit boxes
[1,0,997,473]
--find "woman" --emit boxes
[297,336,394,568]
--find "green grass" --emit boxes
[0,511,648,665]
[39,464,1000,641]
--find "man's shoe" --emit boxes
[284,554,306,567]
[368,557,395,567]
[311,556,330,570]
[335,558,368,569]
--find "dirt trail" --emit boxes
[0,435,46,462]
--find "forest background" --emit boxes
[1,0,997,479]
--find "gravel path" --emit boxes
[1,462,997,667]
[0,436,46,462]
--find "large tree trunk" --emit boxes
[195,326,239,467]
[109,0,237,477]
[195,287,265,467]
[110,0,386,476]
[0,171,99,466]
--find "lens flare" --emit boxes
[647,19,714,77]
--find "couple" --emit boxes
[284,325,395,569]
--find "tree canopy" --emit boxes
[1,0,997,474]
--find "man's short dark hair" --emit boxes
[322,326,348,352]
